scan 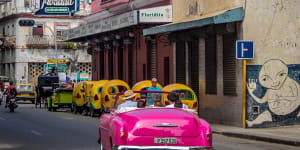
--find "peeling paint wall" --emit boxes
[244,0,300,127]
[172,0,242,23]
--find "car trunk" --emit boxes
[119,108,201,137]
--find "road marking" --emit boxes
[0,117,6,121]
[62,117,74,120]
[31,130,42,136]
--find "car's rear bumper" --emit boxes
[117,146,213,150]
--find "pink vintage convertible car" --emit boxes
[98,91,213,150]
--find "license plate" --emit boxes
[154,138,177,144]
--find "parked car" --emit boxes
[98,91,213,150]
[47,87,73,112]
[131,80,162,98]
[89,80,109,117]
[163,83,198,111]
[72,82,85,114]
[101,80,130,111]
[16,83,36,103]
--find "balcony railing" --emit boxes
[2,35,16,48]
[25,35,87,49]
[26,35,50,45]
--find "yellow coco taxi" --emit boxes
[16,83,36,103]
[82,81,98,115]
[101,80,130,111]
[163,83,198,111]
[132,80,162,98]
[72,82,85,114]
[89,80,109,117]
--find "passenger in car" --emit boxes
[117,90,137,110]
[137,99,146,108]
[153,94,164,107]
[166,93,189,109]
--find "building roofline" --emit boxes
[0,13,85,22]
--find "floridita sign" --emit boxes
[139,5,172,23]
[35,0,76,15]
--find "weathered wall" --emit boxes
[243,0,300,127]
[172,0,242,23]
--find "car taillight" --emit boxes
[120,128,125,139]
[17,92,21,95]
[53,98,57,102]
[206,130,212,141]
[193,102,197,108]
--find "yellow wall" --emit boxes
[243,0,300,65]
[172,0,243,23]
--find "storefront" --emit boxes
[64,5,174,86]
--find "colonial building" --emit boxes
[144,0,300,128]
[0,0,92,83]
[64,0,300,128]
[63,0,174,86]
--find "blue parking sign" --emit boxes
[236,41,254,59]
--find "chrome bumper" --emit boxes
[117,146,213,150]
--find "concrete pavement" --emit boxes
[211,124,300,146]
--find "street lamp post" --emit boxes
[19,19,58,73]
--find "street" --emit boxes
[0,103,298,150]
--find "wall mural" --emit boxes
[246,59,300,128]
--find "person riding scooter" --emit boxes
[4,81,17,109]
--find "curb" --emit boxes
[212,131,300,146]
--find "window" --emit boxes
[56,24,69,37]
[32,25,43,36]
[24,0,30,8]
[205,35,217,95]
[11,24,15,36]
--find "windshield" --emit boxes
[17,85,33,91]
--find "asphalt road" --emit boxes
[0,103,299,150]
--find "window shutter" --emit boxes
[223,33,237,96]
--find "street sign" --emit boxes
[32,64,38,67]
[47,64,67,73]
[236,41,254,59]
[47,59,67,64]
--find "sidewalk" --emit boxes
[211,124,300,146]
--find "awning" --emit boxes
[143,7,244,36]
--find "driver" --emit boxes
[4,81,17,108]
[117,90,137,110]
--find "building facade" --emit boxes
[64,0,300,128]
[64,0,174,86]
[0,0,92,83]
[144,0,300,127]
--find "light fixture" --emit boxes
[128,32,134,38]
[104,36,109,41]
[115,34,121,40]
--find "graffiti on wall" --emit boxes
[246,59,300,127]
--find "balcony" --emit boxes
[1,35,16,48]
[26,35,51,49]
[25,35,87,49]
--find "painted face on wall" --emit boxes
[258,59,288,90]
